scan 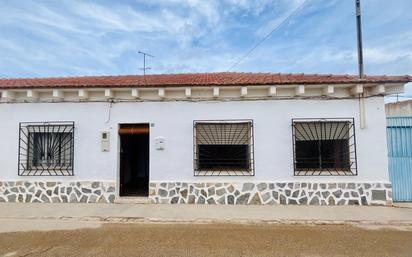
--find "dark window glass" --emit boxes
[198,144,249,170]
[295,140,320,169]
[296,139,350,170]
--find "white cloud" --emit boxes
[0,0,410,80]
[364,48,412,64]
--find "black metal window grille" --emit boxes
[194,120,254,176]
[292,118,357,176]
[18,122,74,176]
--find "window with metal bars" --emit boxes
[194,120,254,176]
[292,118,357,176]
[18,122,74,176]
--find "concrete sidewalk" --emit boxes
[0,203,412,225]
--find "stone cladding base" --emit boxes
[0,181,116,203]
[149,182,392,206]
[0,181,392,205]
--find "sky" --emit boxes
[0,0,411,98]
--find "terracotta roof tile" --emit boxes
[0,72,410,90]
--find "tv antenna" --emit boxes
[138,51,154,75]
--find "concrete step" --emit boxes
[114,197,152,204]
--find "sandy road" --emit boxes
[1,222,412,257]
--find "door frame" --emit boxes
[116,123,150,198]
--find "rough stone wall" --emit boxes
[0,181,116,203]
[0,181,393,205]
[149,182,393,206]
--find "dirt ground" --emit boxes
[1,223,412,257]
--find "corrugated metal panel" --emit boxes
[387,117,412,201]
[387,116,412,127]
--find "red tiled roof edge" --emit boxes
[0,72,410,90]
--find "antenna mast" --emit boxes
[138,51,154,75]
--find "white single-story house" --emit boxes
[0,72,410,205]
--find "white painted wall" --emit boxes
[0,97,389,183]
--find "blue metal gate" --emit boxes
[387,117,412,202]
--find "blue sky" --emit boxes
[0,0,411,98]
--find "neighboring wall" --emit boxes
[386,100,412,117]
[0,97,391,204]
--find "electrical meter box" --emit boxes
[101,131,110,152]
[155,137,165,150]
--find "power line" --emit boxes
[227,0,309,71]
[386,94,412,98]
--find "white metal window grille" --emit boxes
[292,118,357,176]
[194,120,254,176]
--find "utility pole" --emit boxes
[355,0,366,129]
[355,0,364,79]
[138,51,154,75]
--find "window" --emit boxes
[18,122,74,176]
[292,118,357,176]
[29,132,72,167]
[194,120,254,176]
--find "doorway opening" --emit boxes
[119,124,149,197]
